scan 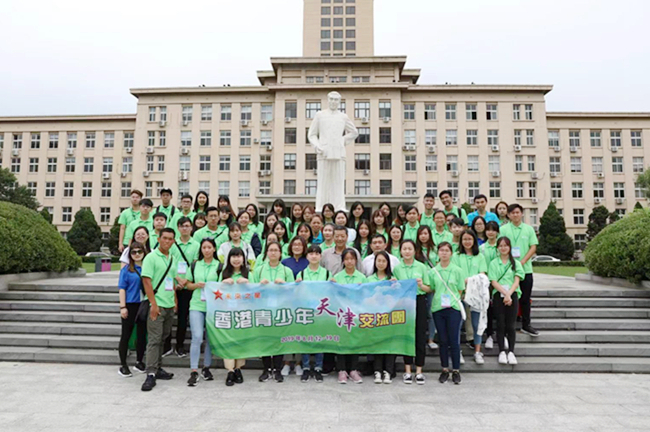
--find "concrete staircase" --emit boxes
[1,273,649,373]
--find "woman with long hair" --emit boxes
[379,202,392,225]
[193,191,209,214]
[290,203,304,236]
[217,222,256,269]
[370,209,389,240]
[236,210,262,257]
[348,202,366,230]
[471,216,488,245]
[352,219,371,259]
[217,195,237,219]
[369,251,396,384]
[334,210,357,242]
[245,203,263,237]
[192,212,207,235]
[393,204,407,227]
[386,225,404,258]
[272,199,291,229]
[321,203,335,224]
[496,201,509,226]
[119,226,151,268]
[262,212,279,240]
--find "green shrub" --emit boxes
[532,261,585,267]
[67,208,102,256]
[584,209,650,283]
[0,201,81,274]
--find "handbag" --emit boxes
[432,266,467,321]
[136,257,173,323]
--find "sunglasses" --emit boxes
[131,250,144,255]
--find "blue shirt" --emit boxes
[312,232,324,245]
[118,265,143,304]
[468,211,499,226]
[281,256,310,278]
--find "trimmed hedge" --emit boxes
[0,201,81,274]
[532,261,585,267]
[81,256,120,264]
[584,208,650,283]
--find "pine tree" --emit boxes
[634,202,644,211]
[609,211,621,224]
[107,216,121,255]
[461,202,472,217]
[40,208,53,224]
[0,168,39,210]
[67,208,102,255]
[587,205,611,241]
[537,202,574,261]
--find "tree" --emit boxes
[636,170,650,198]
[40,208,53,224]
[634,202,644,211]
[537,202,574,261]
[461,202,472,217]
[67,208,102,255]
[107,216,121,255]
[609,211,621,224]
[0,168,39,210]
[587,205,611,241]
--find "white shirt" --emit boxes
[362,252,401,277]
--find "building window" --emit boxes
[285,101,297,119]
[512,104,521,120]
[182,105,193,122]
[513,130,522,146]
[239,155,251,171]
[354,101,370,119]
[354,153,370,170]
[146,156,154,172]
[305,154,317,170]
[259,181,271,196]
[445,104,456,120]
[404,130,416,145]
[259,130,272,147]
[103,157,113,173]
[488,155,500,172]
[63,182,73,197]
[468,182,480,200]
[610,131,622,148]
[486,104,498,120]
[380,180,392,195]
[526,130,534,146]
[573,209,585,225]
[284,180,296,195]
[122,157,132,173]
[82,182,92,197]
[285,128,297,144]
[403,104,415,120]
[144,181,152,197]
[631,130,642,147]
[405,181,418,195]
[515,156,523,172]
[426,155,437,172]
[569,157,582,173]
[240,130,252,146]
[573,234,586,251]
[44,181,55,197]
[284,154,297,170]
[47,132,58,149]
[569,130,580,147]
[590,130,601,147]
[487,130,499,146]
[102,182,112,198]
[218,181,230,196]
[321,29,331,39]
[489,181,501,199]
[516,182,524,198]
[305,180,317,196]
[549,157,561,174]
[198,181,210,195]
[572,182,583,199]
[354,180,370,195]
[466,104,477,121]
[356,127,370,144]
[199,155,211,171]
[159,107,167,122]
[347,29,356,38]
[219,156,230,171]
[122,132,134,149]
[322,6,331,14]
[321,17,330,26]
[198,131,211,147]
[85,132,96,149]
[12,133,22,149]
[379,127,391,144]
[30,133,40,149]
[84,157,94,173]
[527,155,536,172]
[306,102,321,119]
[221,105,232,121]
[466,130,477,146]
[181,131,192,147]
[612,157,624,173]
[379,153,392,170]
[66,157,76,173]
[260,155,272,172]
[466,155,479,172]
[614,182,625,199]
[241,105,252,121]
[548,130,559,148]
[67,132,76,148]
[29,157,39,173]
[404,155,417,171]
[346,17,355,26]
[199,105,212,121]
[426,181,438,197]
[149,107,156,122]
[446,182,458,199]
[159,131,166,147]
[220,131,231,146]
[260,104,273,122]
[379,101,391,119]
[593,182,604,198]
[633,157,644,173]
[525,104,533,120]
[551,182,562,199]
[445,130,457,146]
[529,182,537,198]
[592,157,603,173]
[104,132,115,148]
[446,155,458,172]
[148,131,155,147]
[62,207,72,222]
[635,183,646,199]
[238,181,250,198]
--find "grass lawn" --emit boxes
[534,266,588,278]
[82,262,122,273]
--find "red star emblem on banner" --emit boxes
[214,290,223,300]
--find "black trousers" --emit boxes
[262,355,283,371]
[336,354,359,372]
[403,295,428,368]
[493,292,519,352]
[486,301,495,337]
[164,289,192,351]
[118,303,146,367]
[519,273,533,328]
[373,355,396,375]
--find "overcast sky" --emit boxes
[1,0,648,116]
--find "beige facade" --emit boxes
[0,2,649,251]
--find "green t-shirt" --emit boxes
[170,210,196,237]
[432,229,453,246]
[367,274,390,282]
[171,238,200,272]
[428,263,465,313]
[123,216,153,246]
[499,222,539,274]
[488,257,525,297]
[249,222,264,237]
[420,247,438,267]
[333,269,368,284]
[480,242,499,271]
[118,207,140,227]
[141,248,178,309]
[193,225,227,243]
[150,231,160,250]
[251,262,295,283]
[320,241,335,251]
[451,253,488,280]
[374,228,388,242]
[443,206,469,225]
[240,229,256,246]
[402,222,420,242]
[298,266,330,281]
[390,245,401,258]
[393,260,430,295]
[156,204,177,226]
[420,213,435,229]
[187,259,222,312]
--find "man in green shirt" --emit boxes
[439,190,469,225]
[150,212,168,250]
[419,192,436,229]
[118,189,143,252]
[141,228,178,391]
[123,199,154,247]
[169,194,195,238]
[193,206,222,242]
[156,188,177,227]
[499,203,539,337]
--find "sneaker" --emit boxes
[295,365,303,376]
[438,371,449,384]
[466,342,475,350]
[459,353,465,365]
[403,373,413,384]
[161,348,174,358]
[474,352,485,365]
[280,364,291,376]
[155,368,174,380]
[259,369,271,382]
[507,352,518,365]
[141,374,156,391]
[498,351,508,365]
[521,326,540,337]
[134,362,146,373]
[485,336,494,350]
[505,338,510,350]
[234,368,244,384]
[226,371,236,387]
[374,372,382,384]
[273,369,284,382]
[301,370,311,382]
[175,346,187,358]
[118,366,132,378]
[349,370,363,383]
[427,341,438,350]
[313,369,324,383]
[201,367,214,381]
[187,371,200,387]
[338,371,348,384]
[452,370,461,385]
[382,371,392,384]
[415,373,425,385]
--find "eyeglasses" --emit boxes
[131,250,144,255]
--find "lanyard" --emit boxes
[401,262,416,279]
[266,264,280,281]
[511,224,522,245]
[200,260,217,282]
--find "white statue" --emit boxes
[308,91,359,212]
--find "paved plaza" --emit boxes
[1,362,649,431]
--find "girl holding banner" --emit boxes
[369,251,396,384]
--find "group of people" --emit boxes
[116,188,539,391]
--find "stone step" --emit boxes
[533,288,650,298]
[533,308,650,319]
[531,297,650,308]
[0,301,117,313]
[0,321,120,336]
[0,310,119,324]
[0,333,119,349]
[0,291,117,303]
[1,346,649,373]
[8,282,117,293]
[534,318,650,331]
[516,330,650,343]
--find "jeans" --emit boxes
[432,307,463,370]
[520,273,533,328]
[493,292,519,352]
[189,310,212,370]
[118,302,146,367]
[164,289,192,352]
[471,310,482,346]
[301,353,324,371]
[145,307,174,374]
[425,293,437,339]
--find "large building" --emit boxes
[1,0,649,251]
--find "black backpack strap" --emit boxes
[325,269,330,280]
[216,262,223,279]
